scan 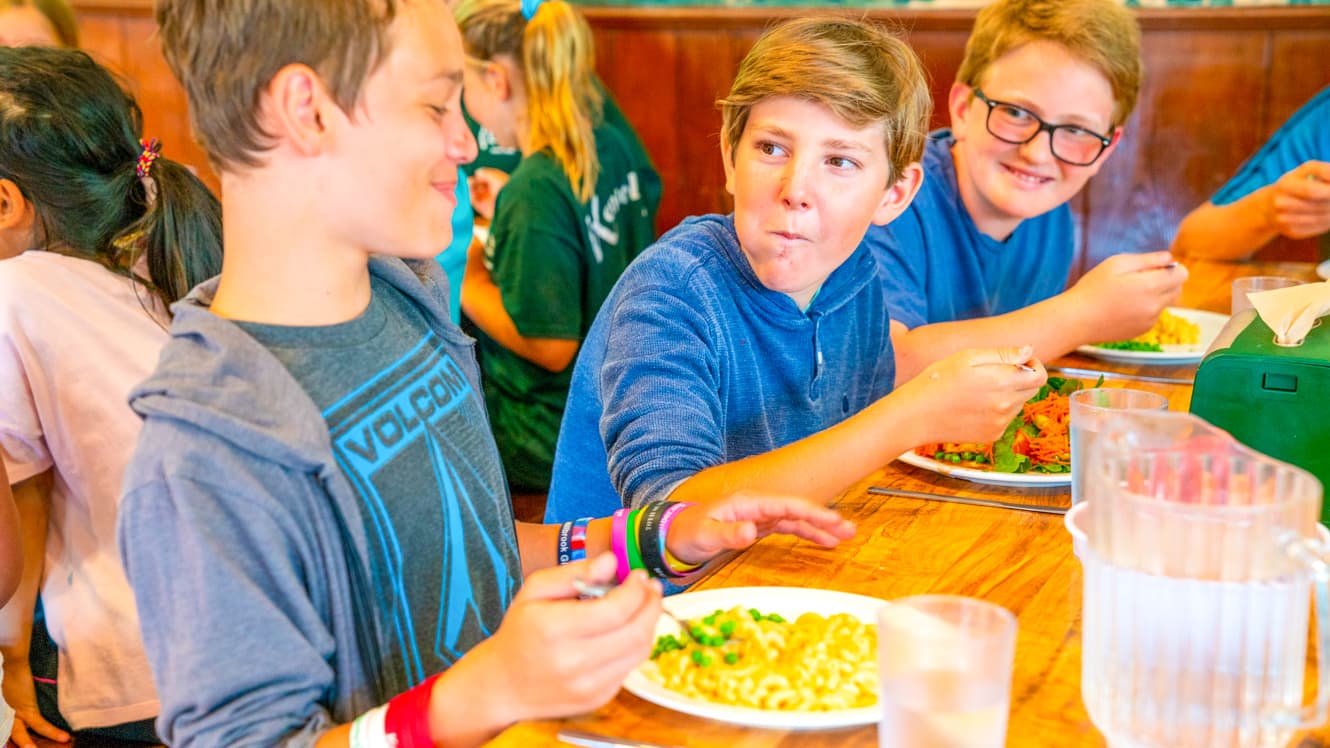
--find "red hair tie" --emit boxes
[136,138,161,179]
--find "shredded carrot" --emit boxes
[912,388,1073,472]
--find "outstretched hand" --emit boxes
[664,493,855,566]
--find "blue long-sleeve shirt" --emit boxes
[546,214,895,522]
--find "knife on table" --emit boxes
[867,486,1068,515]
[557,728,685,748]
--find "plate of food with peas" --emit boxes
[1075,307,1229,365]
[622,586,883,729]
[896,376,1100,487]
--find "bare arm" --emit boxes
[0,471,47,638]
[1172,161,1330,262]
[0,462,23,605]
[0,470,70,748]
[668,348,1046,509]
[892,251,1186,383]
[459,240,579,373]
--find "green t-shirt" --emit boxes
[476,116,662,491]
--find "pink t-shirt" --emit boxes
[0,251,162,728]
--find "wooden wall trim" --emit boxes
[581,6,1330,30]
[72,0,1330,30]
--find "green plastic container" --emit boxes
[1191,311,1330,524]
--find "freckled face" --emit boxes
[950,41,1120,240]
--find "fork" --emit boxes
[571,578,736,644]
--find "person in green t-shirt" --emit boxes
[462,77,648,219]
[456,0,661,494]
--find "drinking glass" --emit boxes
[877,595,1017,748]
[1231,276,1302,315]
[1068,388,1168,506]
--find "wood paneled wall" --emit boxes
[584,6,1330,266]
[71,1,1330,264]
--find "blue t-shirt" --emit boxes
[862,130,1075,329]
[1212,86,1330,206]
[545,214,895,522]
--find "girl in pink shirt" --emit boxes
[0,45,221,746]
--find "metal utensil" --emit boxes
[1047,365,1193,386]
[867,486,1068,515]
[571,578,723,643]
[557,728,686,748]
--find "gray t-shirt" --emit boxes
[238,275,519,689]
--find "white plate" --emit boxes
[622,586,884,730]
[1317,259,1330,281]
[897,450,1071,487]
[1075,307,1230,365]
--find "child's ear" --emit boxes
[0,179,36,258]
[486,59,513,102]
[1086,126,1125,175]
[720,136,736,197]
[870,162,924,226]
[261,63,334,158]
[0,179,33,232]
[947,81,975,139]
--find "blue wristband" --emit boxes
[556,520,574,565]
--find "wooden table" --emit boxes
[487,260,1325,748]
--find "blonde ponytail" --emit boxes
[456,0,602,202]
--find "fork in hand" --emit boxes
[571,577,730,644]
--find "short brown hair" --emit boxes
[957,0,1142,127]
[155,0,404,172]
[718,17,931,185]
[1,0,78,47]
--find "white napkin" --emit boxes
[1248,280,1330,346]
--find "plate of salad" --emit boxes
[896,376,1097,487]
[1075,307,1228,365]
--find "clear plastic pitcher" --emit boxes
[1069,410,1330,748]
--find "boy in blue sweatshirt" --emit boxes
[547,18,1047,523]
[861,0,1187,383]
[114,1,855,746]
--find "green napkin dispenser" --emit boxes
[1190,309,1330,523]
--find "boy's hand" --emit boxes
[1070,251,1187,343]
[901,346,1046,445]
[1267,161,1330,240]
[664,494,856,566]
[468,167,509,221]
[463,553,661,722]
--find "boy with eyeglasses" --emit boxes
[863,0,1187,382]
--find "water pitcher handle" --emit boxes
[1286,535,1330,728]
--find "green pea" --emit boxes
[724,652,740,665]
[691,649,705,665]
[748,608,762,621]
[719,620,737,637]
[690,626,706,641]
[766,613,785,624]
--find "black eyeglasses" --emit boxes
[972,89,1113,167]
